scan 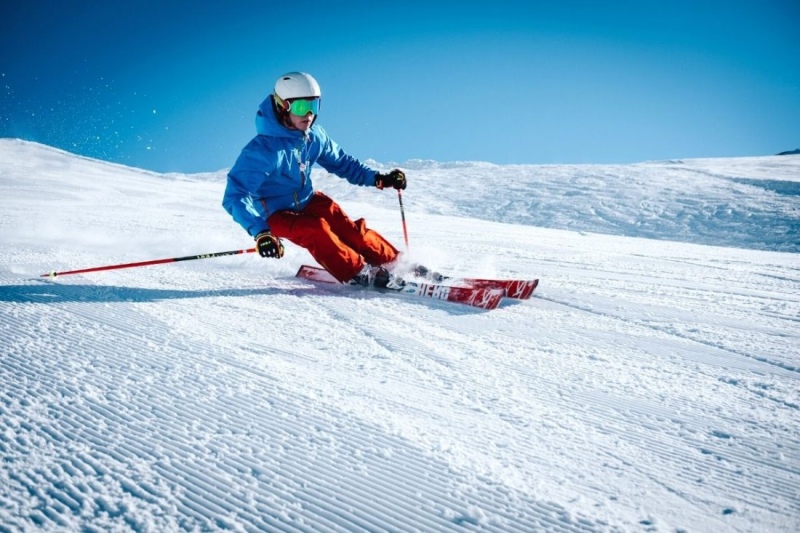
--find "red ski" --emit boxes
[409,267,539,300]
[295,265,504,310]
[446,277,538,300]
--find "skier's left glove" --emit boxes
[255,231,285,258]
[375,169,407,190]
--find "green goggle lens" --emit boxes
[288,98,320,116]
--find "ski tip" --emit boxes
[520,278,539,299]
[296,264,339,284]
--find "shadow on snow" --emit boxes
[0,282,496,314]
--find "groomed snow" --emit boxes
[1,139,798,532]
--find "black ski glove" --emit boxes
[255,231,285,258]
[375,169,407,190]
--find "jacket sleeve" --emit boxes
[222,173,269,237]
[314,126,378,186]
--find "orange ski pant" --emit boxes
[267,192,399,283]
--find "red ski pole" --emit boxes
[397,189,410,252]
[41,247,257,278]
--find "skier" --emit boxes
[222,72,407,287]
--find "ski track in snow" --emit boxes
[1,140,799,532]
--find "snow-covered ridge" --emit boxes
[340,151,800,254]
[8,138,796,252]
[1,139,798,532]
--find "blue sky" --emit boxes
[1,1,799,173]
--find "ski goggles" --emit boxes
[288,98,320,116]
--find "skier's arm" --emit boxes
[222,174,269,237]
[315,128,378,186]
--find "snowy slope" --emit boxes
[1,139,799,532]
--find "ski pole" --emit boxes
[41,247,256,278]
[397,189,410,251]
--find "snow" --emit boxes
[1,138,799,532]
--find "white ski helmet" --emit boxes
[274,72,321,101]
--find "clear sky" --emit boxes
[2,0,799,173]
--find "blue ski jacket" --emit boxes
[222,96,378,237]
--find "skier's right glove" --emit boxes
[255,231,285,258]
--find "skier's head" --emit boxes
[273,72,321,131]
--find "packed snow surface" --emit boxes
[1,138,799,532]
